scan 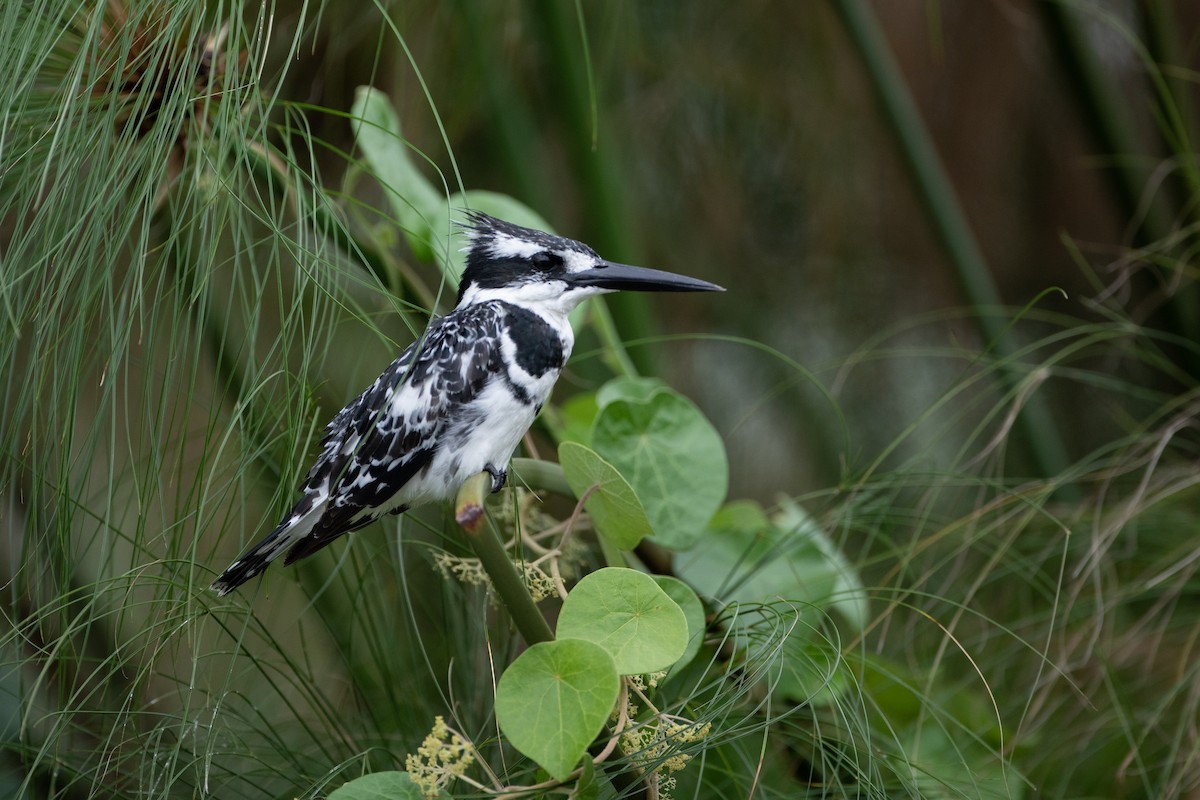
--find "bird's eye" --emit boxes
[530,252,563,271]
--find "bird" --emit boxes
[210,211,723,595]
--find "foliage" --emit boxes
[558,442,651,551]
[3,2,1200,800]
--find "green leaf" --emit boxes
[591,391,728,549]
[557,568,688,674]
[651,575,706,672]
[327,771,426,800]
[349,94,562,296]
[676,500,830,605]
[495,639,619,782]
[350,87,444,261]
[676,498,866,630]
[570,759,599,800]
[774,496,868,630]
[708,498,772,533]
[595,376,668,409]
[558,442,652,550]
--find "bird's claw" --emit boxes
[485,464,507,494]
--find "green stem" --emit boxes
[463,466,645,796]
[597,535,626,569]
[832,0,1075,491]
[1038,1,1169,246]
[510,457,573,497]
[460,3,549,209]
[463,510,555,646]
[1039,1,1200,370]
[1141,0,1200,215]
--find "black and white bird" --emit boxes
[211,212,722,595]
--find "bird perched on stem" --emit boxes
[211,212,722,596]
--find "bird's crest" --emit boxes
[458,211,595,259]
[453,212,602,306]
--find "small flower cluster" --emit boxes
[494,487,556,533]
[431,552,556,603]
[621,718,713,776]
[432,551,490,588]
[628,671,668,691]
[405,715,474,798]
[514,560,557,602]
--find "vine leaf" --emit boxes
[592,390,728,549]
[557,568,688,675]
[651,575,706,673]
[495,639,619,781]
[327,771,427,800]
[558,441,651,551]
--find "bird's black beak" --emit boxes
[569,261,724,293]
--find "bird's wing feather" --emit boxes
[282,302,506,560]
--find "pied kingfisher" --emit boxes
[211,212,722,595]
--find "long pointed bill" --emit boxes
[569,261,725,293]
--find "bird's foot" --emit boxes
[485,463,507,494]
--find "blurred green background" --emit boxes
[4,1,1200,798]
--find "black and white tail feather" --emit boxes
[210,211,722,596]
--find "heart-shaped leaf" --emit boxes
[557,568,688,674]
[495,639,619,781]
[651,575,706,673]
[595,376,667,409]
[592,391,728,549]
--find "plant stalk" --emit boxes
[832,0,1075,492]
[457,474,554,645]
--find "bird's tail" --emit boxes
[210,512,318,596]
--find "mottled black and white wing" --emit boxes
[210,303,506,595]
